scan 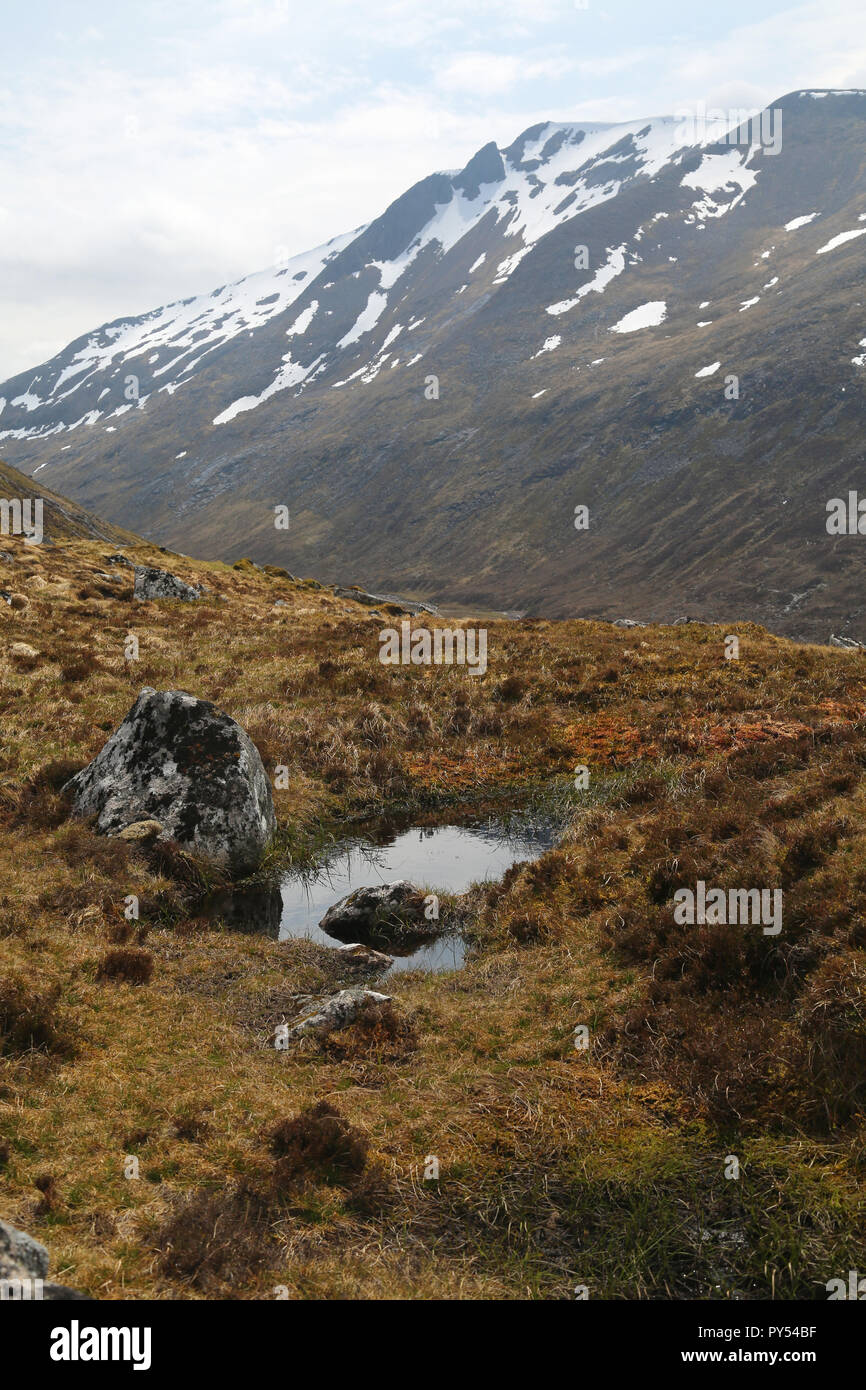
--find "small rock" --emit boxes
[10,642,39,658]
[321,880,427,931]
[335,942,394,970]
[320,880,437,948]
[62,688,276,875]
[829,634,864,649]
[0,591,12,606]
[133,565,203,603]
[0,551,15,564]
[104,553,134,568]
[613,618,645,628]
[280,988,392,1043]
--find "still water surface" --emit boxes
[278,816,558,972]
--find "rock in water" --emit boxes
[319,880,437,949]
[133,564,202,602]
[62,688,276,874]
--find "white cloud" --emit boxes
[436,51,576,95]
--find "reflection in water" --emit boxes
[202,882,283,938]
[278,816,558,973]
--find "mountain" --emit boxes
[2,89,866,640]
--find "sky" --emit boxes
[1,0,865,382]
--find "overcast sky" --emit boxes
[1,0,865,381]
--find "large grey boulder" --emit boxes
[133,564,202,602]
[0,1218,87,1300]
[62,688,276,875]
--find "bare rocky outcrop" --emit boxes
[62,688,276,875]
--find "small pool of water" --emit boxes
[278,815,558,972]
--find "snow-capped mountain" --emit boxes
[3,89,866,639]
[0,113,725,438]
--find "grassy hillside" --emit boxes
[0,458,139,547]
[1,520,865,1299]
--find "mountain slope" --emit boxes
[3,90,866,640]
[0,457,138,547]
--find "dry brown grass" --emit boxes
[1,529,865,1298]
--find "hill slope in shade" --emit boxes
[2,90,866,641]
[0,457,138,547]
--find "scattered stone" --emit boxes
[334,942,394,970]
[279,988,392,1043]
[0,1218,88,1300]
[613,618,645,628]
[133,565,203,603]
[273,600,287,608]
[62,688,276,875]
[829,634,864,649]
[104,553,134,568]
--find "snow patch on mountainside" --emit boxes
[816,229,866,254]
[681,150,759,224]
[546,245,628,316]
[610,301,667,333]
